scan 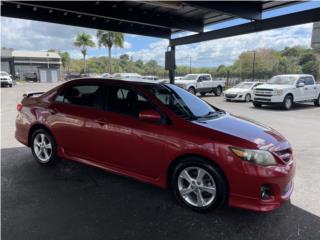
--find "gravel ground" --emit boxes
[1,82,320,240]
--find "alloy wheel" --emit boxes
[33,133,52,163]
[177,167,216,207]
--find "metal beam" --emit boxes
[185,1,263,20]
[170,8,320,46]
[6,1,204,33]
[1,1,171,39]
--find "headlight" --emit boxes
[273,89,283,96]
[230,147,277,166]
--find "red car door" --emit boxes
[92,85,170,179]
[48,84,106,162]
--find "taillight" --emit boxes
[17,103,23,112]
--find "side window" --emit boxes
[203,75,211,81]
[305,77,315,85]
[297,78,305,85]
[198,76,204,82]
[56,84,104,109]
[107,86,155,118]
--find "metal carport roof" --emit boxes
[2,1,320,81]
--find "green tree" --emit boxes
[74,32,95,73]
[59,51,71,73]
[96,30,124,73]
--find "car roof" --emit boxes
[65,77,161,87]
[274,74,313,77]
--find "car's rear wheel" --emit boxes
[214,86,222,96]
[245,94,251,102]
[283,95,293,110]
[314,94,320,107]
[171,157,227,212]
[31,129,58,165]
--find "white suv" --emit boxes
[252,74,320,110]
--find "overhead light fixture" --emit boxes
[49,9,53,13]
[95,1,100,5]
[92,17,96,20]
[105,19,110,22]
[33,7,37,11]
[63,12,68,16]
[112,4,117,8]
[17,4,21,8]
[78,14,82,18]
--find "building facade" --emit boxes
[1,49,62,82]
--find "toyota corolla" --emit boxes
[15,79,295,212]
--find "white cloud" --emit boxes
[127,23,313,67]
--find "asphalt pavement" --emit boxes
[1,82,320,240]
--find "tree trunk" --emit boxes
[108,47,112,74]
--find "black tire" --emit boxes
[200,92,206,97]
[188,87,196,95]
[171,157,228,212]
[214,86,222,96]
[226,99,231,102]
[283,94,293,110]
[314,94,320,107]
[9,84,13,88]
[245,94,251,102]
[31,129,58,166]
[253,101,262,108]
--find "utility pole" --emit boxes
[252,51,256,81]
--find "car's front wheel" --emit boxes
[188,87,196,95]
[31,129,58,165]
[253,101,262,108]
[171,157,227,212]
[283,95,293,110]
[245,94,251,102]
[214,86,222,96]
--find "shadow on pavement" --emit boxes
[2,147,320,240]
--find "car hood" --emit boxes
[255,84,293,90]
[194,114,289,151]
[225,88,249,94]
[175,80,195,85]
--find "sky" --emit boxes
[1,1,319,67]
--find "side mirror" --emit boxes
[139,109,161,123]
[297,82,305,88]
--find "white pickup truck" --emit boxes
[252,74,320,110]
[174,74,225,96]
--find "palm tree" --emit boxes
[59,51,71,73]
[96,30,124,73]
[74,32,95,73]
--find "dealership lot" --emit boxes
[1,82,320,240]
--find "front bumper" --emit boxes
[224,147,296,212]
[224,93,246,101]
[1,81,12,86]
[253,95,284,104]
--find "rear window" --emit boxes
[56,84,104,109]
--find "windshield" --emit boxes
[235,82,254,89]
[144,84,222,120]
[182,74,198,81]
[268,76,297,85]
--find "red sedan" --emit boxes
[15,79,295,212]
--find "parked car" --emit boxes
[15,79,295,211]
[100,73,111,78]
[253,74,320,110]
[175,74,225,96]
[16,79,295,212]
[111,73,143,81]
[0,71,13,87]
[64,72,81,80]
[24,72,38,82]
[224,82,263,102]
[142,75,159,81]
